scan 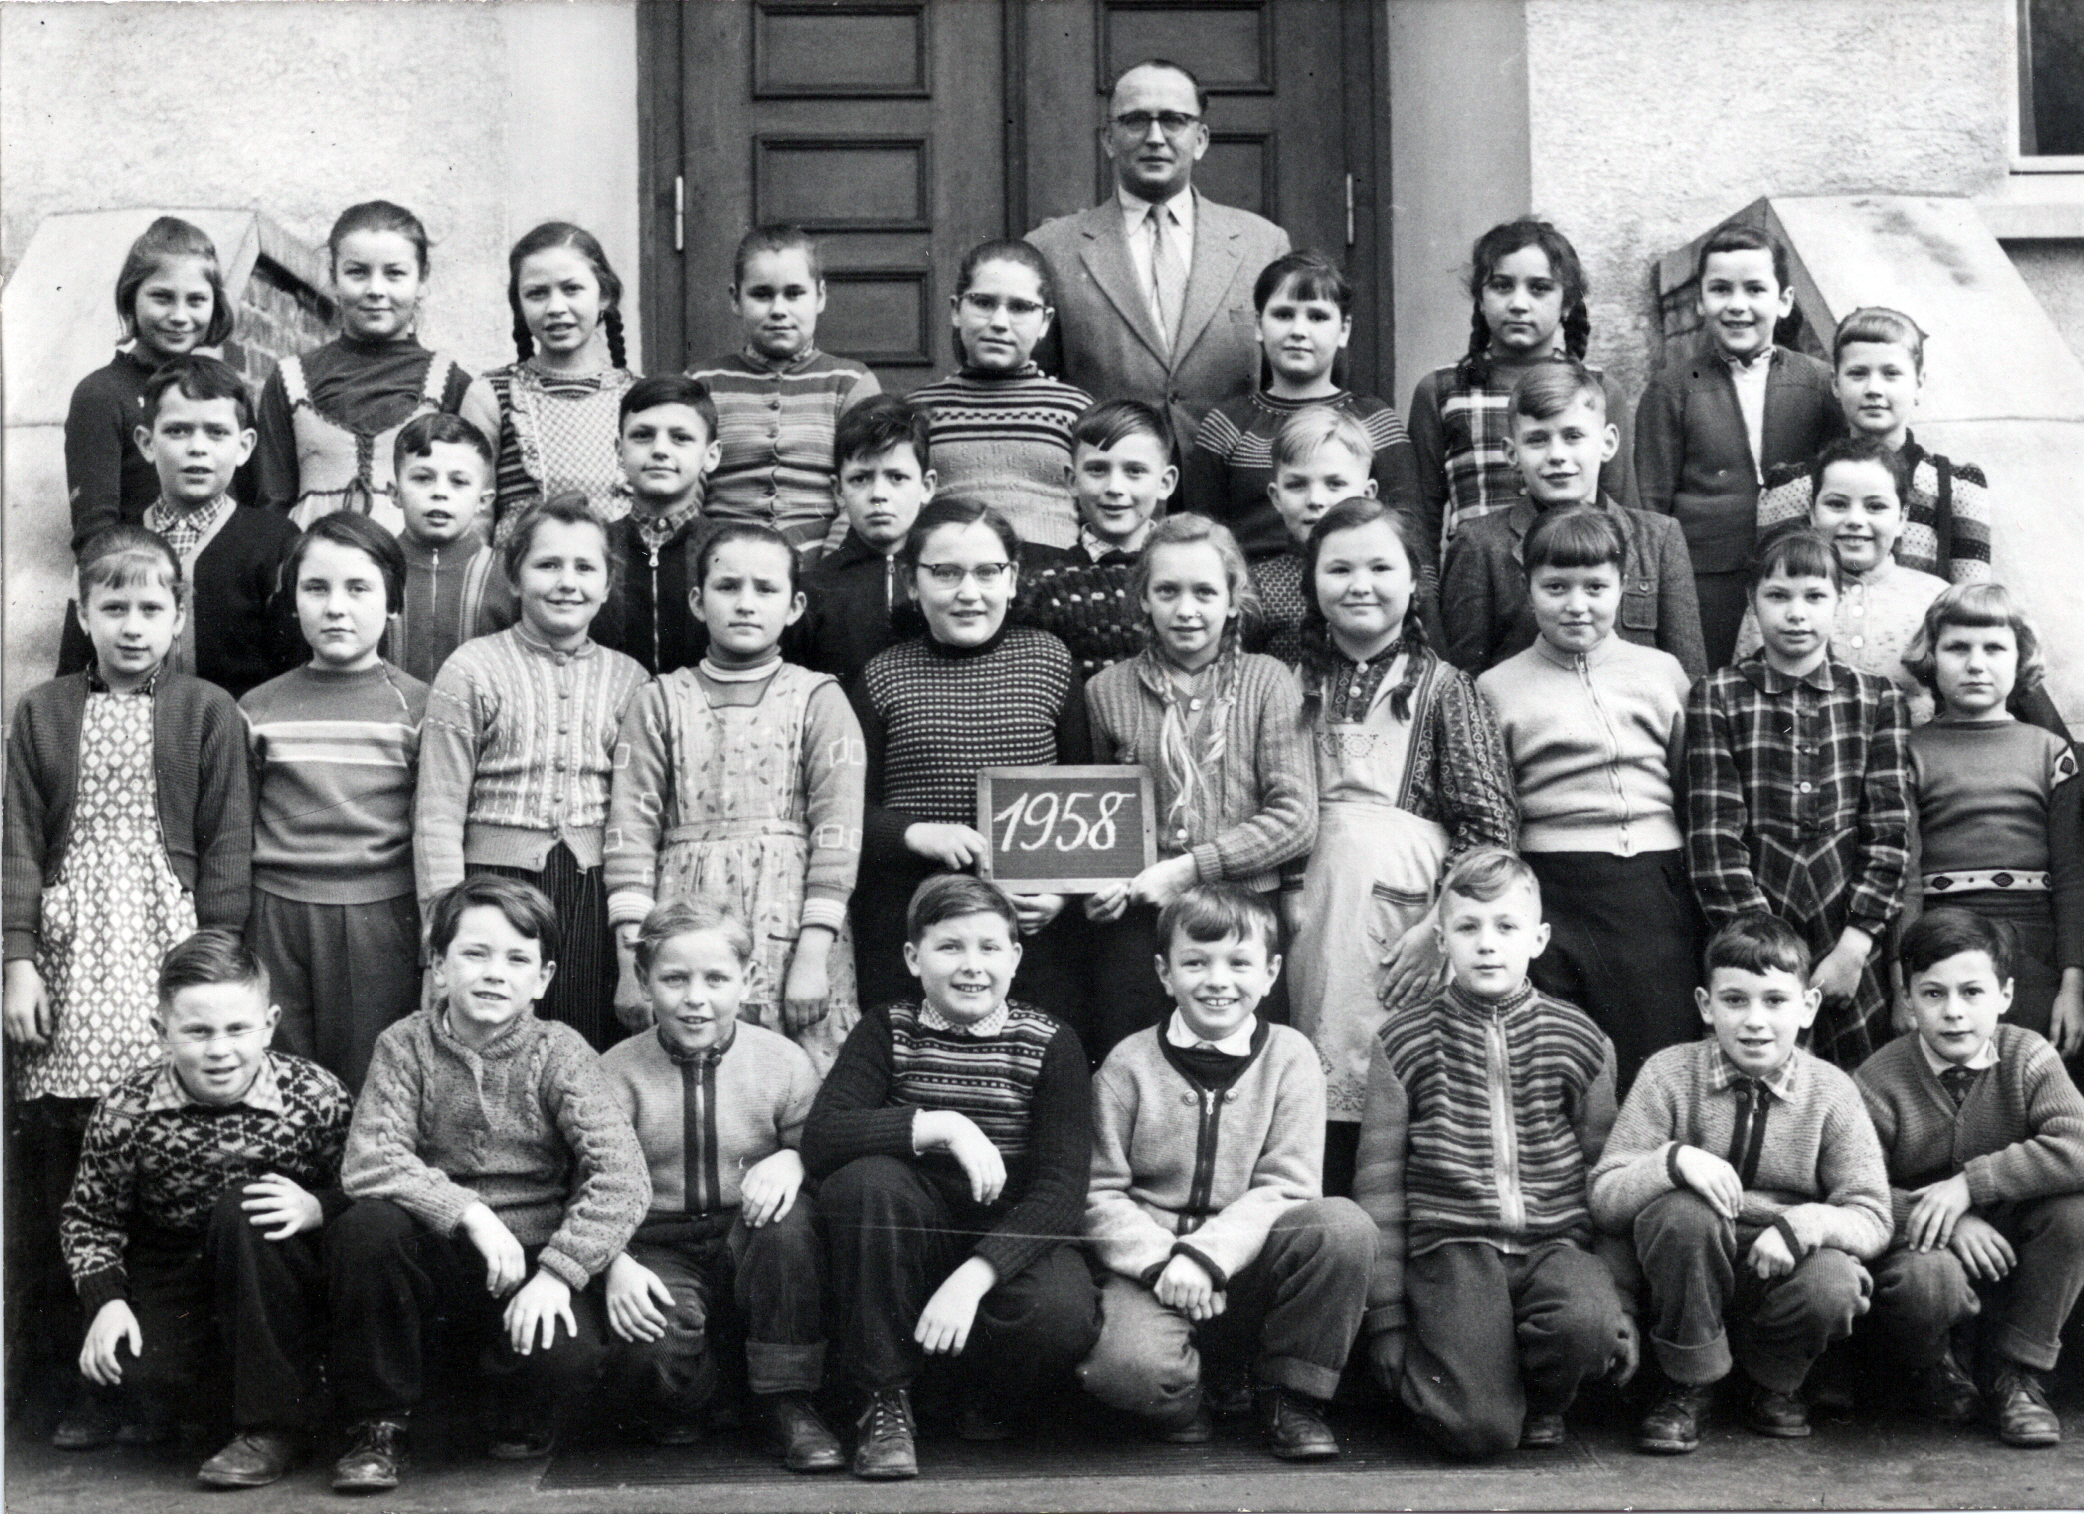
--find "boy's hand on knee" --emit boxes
[741,1148,806,1227]
[1365,1328,1405,1389]
[3,959,50,1046]
[241,1174,323,1240]
[80,1300,141,1386]
[1746,1225,1797,1280]
[915,1257,995,1356]
[1153,1253,1222,1322]
[604,1252,674,1343]
[918,1112,1006,1205]
[1946,1214,2015,1282]
[1906,1174,1973,1252]
[1672,1145,1745,1219]
[504,1270,576,1355]
[460,1202,527,1296]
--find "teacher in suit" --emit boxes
[1027,58,1291,450]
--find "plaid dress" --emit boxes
[1685,654,1912,1068]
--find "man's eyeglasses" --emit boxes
[1111,110,1201,136]
[959,292,1047,319]
[917,561,1015,587]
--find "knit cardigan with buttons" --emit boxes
[1086,1021,1329,1286]
[1854,1024,2084,1238]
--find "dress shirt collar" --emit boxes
[1739,649,1842,695]
[1709,1043,1802,1102]
[1917,1033,2000,1076]
[1164,1009,1258,1055]
[147,1053,286,1114]
[920,1001,1011,1039]
[1081,523,1149,561]
[1118,183,1196,236]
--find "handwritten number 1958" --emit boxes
[993,790,1129,853]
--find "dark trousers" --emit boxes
[484,845,620,1052]
[1525,850,1703,1092]
[6,1095,95,1393]
[249,890,421,1092]
[1085,901,1291,1067]
[1696,569,1750,672]
[1634,1190,1871,1394]
[1867,1194,2084,1374]
[606,1201,826,1421]
[1398,1238,1631,1459]
[117,1188,328,1432]
[326,1198,610,1422]
[1078,1198,1374,1425]
[816,1155,1100,1397]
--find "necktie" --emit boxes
[1939,1065,1978,1109]
[1149,206,1187,353]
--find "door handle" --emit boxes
[1346,174,1355,248]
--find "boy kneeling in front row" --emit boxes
[62,930,351,1489]
[1078,884,1374,1460]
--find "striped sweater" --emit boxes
[801,998,1091,1283]
[1351,980,1617,1333]
[906,365,1094,551]
[688,347,880,556]
[240,661,429,904]
[413,625,649,903]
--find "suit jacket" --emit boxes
[1027,192,1290,449]
[1633,341,1840,574]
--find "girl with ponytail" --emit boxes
[484,221,638,539]
[1404,218,1636,560]
[1285,497,1517,1194]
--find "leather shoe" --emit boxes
[198,1429,302,1488]
[852,1388,917,1480]
[1154,1402,1214,1444]
[1258,1386,1339,1461]
[1746,1385,1811,1438]
[761,1392,844,1472]
[1636,1381,1715,1454]
[1914,1348,1980,1425]
[331,1418,408,1493]
[1991,1365,2061,1447]
[1519,1411,1566,1449]
[50,1393,121,1451]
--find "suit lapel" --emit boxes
[1077,202,1167,362]
[1173,193,1241,363]
[1760,348,1807,474]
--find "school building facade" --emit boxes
[5,0,2083,708]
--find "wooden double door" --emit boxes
[639,0,1389,395]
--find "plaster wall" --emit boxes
[2007,241,2084,365]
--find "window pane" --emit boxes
[2027,0,2084,155]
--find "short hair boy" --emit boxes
[1353,848,1634,1459]
[805,874,1098,1481]
[1078,885,1372,1460]
[1442,362,1705,678]
[1855,908,2084,1448]
[796,394,936,683]
[326,875,650,1492]
[594,374,724,675]
[1590,915,1892,1453]
[596,899,840,1468]
[59,930,351,1487]
[389,412,514,684]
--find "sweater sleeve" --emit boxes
[1686,679,1773,923]
[1054,660,1093,765]
[254,366,300,513]
[1653,521,1707,680]
[1181,411,1232,521]
[191,688,254,932]
[1793,1079,1894,1259]
[1942,464,1993,586]
[1854,1068,1920,1238]
[1181,1045,1325,1284]
[1349,1034,1411,1334]
[840,366,883,414]
[799,679,866,932]
[64,373,127,553]
[1598,373,1640,510]
[1576,1038,1621,1168]
[1406,372,1449,561]
[1588,1059,1687,1229]
[2048,757,2084,971]
[973,1023,1091,1282]
[1191,664,1317,885]
[1432,667,1520,859]
[59,1090,140,1314]
[536,1033,653,1288]
[1962,1039,2084,1209]
[1439,531,1496,675]
[603,682,670,926]
[413,653,485,906]
[340,1027,482,1234]
[3,695,51,962]
[456,375,503,478]
[1632,373,1684,518]
[1083,1060,1179,1280]
[778,1042,820,1151]
[1845,684,1913,937]
[799,1002,916,1176]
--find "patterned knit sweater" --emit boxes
[1017,543,1146,680]
[344,1008,650,1289]
[1351,981,1617,1334]
[907,365,1093,551]
[62,1053,352,1313]
[1855,1024,2084,1237]
[688,347,880,556]
[1246,550,1308,667]
[801,998,1090,1283]
[1758,433,1991,585]
[414,625,649,901]
[852,626,1088,869]
[1589,1039,1892,1259]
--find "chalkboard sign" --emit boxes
[975,765,1156,893]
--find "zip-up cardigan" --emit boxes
[1351,980,1617,1336]
[4,672,252,962]
[1085,1021,1329,1286]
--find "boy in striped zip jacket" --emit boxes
[1352,848,1636,1460]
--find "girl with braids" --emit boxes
[255,200,499,536]
[1405,218,1637,558]
[1475,506,1701,1092]
[484,222,638,539]
[1083,513,1316,1061]
[1284,498,1515,1192]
